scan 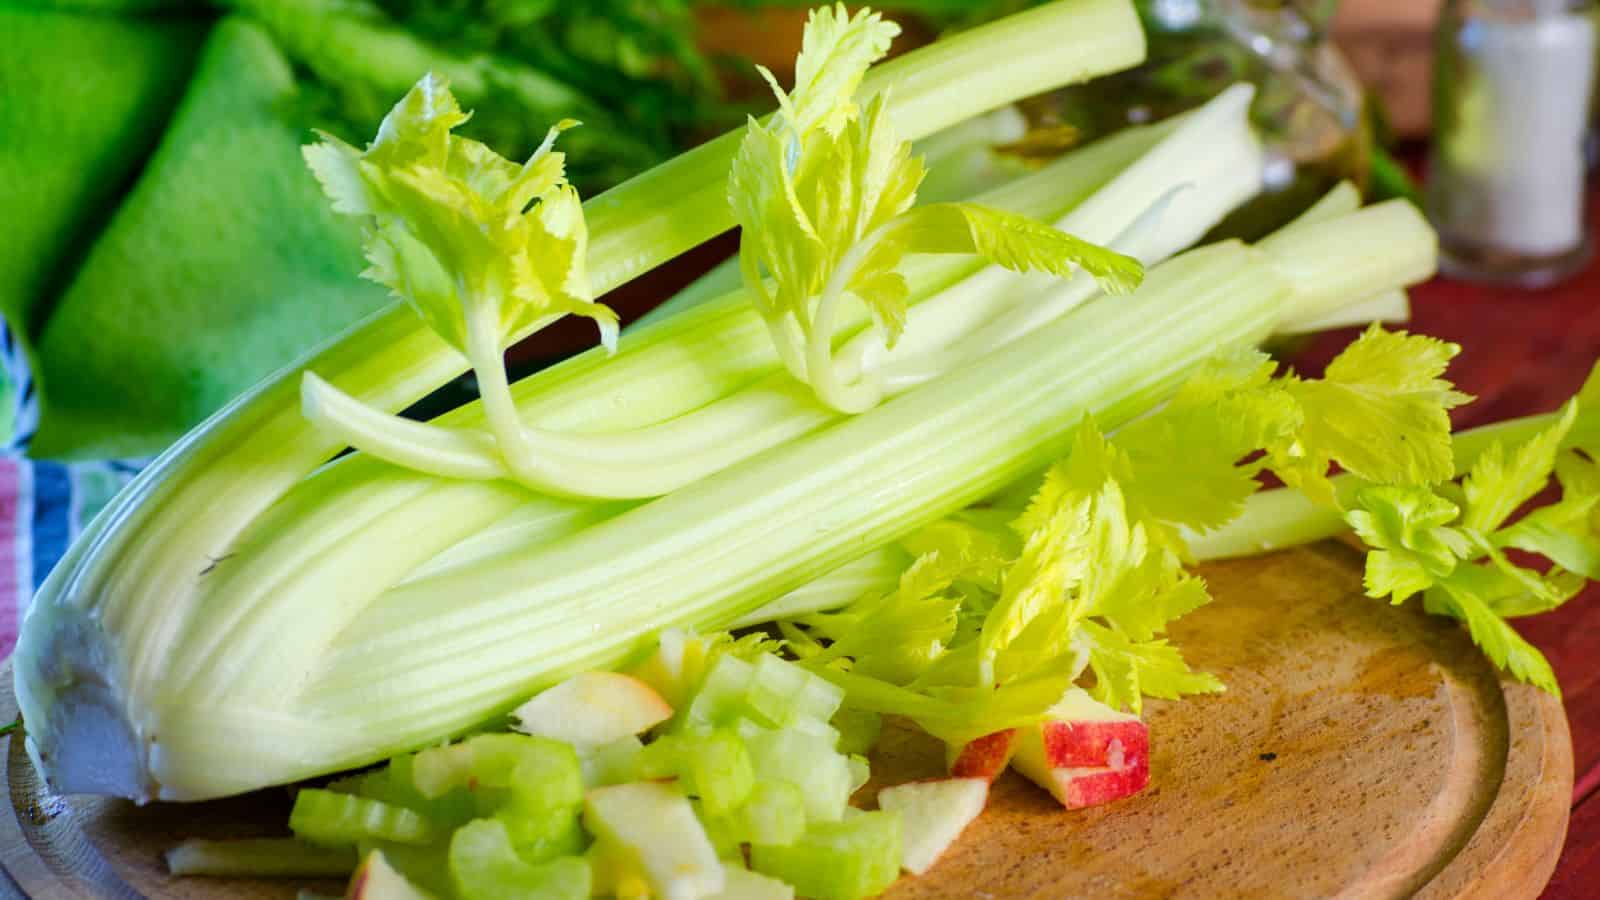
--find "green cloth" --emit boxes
[0,8,203,398]
[30,17,391,459]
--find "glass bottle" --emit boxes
[1428,0,1597,287]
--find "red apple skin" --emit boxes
[1051,755,1151,809]
[946,729,1017,781]
[1039,719,1149,769]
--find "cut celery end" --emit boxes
[290,789,439,848]
[637,729,755,817]
[165,838,356,877]
[350,850,434,900]
[745,729,855,824]
[750,811,902,900]
[350,754,477,828]
[579,736,644,788]
[412,735,583,814]
[358,840,454,898]
[497,809,587,864]
[733,780,808,847]
[686,653,845,737]
[448,819,589,900]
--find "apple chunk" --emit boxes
[1011,688,1150,810]
[511,672,673,746]
[876,778,989,875]
[944,729,1017,781]
[584,782,724,900]
[348,850,433,899]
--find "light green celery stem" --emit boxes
[158,243,1285,798]
[1188,413,1562,560]
[731,546,914,629]
[1280,288,1410,336]
[156,119,1165,697]
[16,0,1148,725]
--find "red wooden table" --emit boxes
[1295,193,1600,898]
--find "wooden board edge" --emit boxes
[1417,677,1574,899]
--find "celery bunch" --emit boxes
[15,0,1451,806]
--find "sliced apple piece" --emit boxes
[709,865,796,899]
[512,672,672,746]
[876,778,989,875]
[348,850,434,899]
[944,729,1016,781]
[584,782,724,900]
[1032,687,1149,768]
[1011,688,1150,810]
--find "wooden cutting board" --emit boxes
[0,541,1572,899]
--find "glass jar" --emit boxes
[1428,0,1597,287]
[1029,0,1370,241]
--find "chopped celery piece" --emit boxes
[412,734,583,814]
[709,865,797,900]
[751,654,847,728]
[578,736,643,788]
[290,789,439,847]
[684,654,755,729]
[637,730,754,816]
[349,850,434,899]
[833,709,884,756]
[164,837,355,877]
[584,781,725,899]
[731,780,807,847]
[357,840,453,898]
[693,801,747,860]
[750,811,902,900]
[744,729,855,823]
[448,819,589,900]
[498,809,587,864]
[686,654,844,735]
[351,754,477,828]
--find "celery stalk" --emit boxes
[16,0,1149,803]
[164,242,1291,797]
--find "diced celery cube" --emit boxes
[357,839,453,898]
[499,808,587,862]
[637,730,753,816]
[735,780,806,847]
[413,735,582,823]
[290,789,439,848]
[579,736,643,788]
[744,729,853,822]
[685,655,756,728]
[750,812,902,900]
[448,819,589,900]
[360,755,477,827]
[691,801,746,860]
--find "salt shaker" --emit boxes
[1428,0,1598,287]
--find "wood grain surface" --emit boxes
[0,541,1572,899]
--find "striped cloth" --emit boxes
[0,324,145,655]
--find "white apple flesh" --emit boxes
[511,672,673,746]
[346,850,433,900]
[584,781,725,900]
[876,777,989,875]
